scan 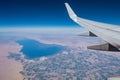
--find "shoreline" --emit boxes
[0,43,24,80]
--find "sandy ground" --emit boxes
[1,28,120,80]
[0,43,23,80]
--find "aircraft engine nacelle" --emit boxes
[87,43,119,51]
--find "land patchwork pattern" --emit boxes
[8,47,120,80]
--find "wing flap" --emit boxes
[78,31,97,37]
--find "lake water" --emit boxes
[17,39,66,59]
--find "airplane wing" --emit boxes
[65,3,120,51]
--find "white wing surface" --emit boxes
[65,3,120,51]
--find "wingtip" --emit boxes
[65,2,68,8]
[65,2,68,5]
[64,2,78,22]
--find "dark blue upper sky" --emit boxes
[0,0,120,27]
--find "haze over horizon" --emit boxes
[1,1,120,80]
[0,0,120,27]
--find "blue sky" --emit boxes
[0,0,120,27]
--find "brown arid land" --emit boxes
[0,42,23,80]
